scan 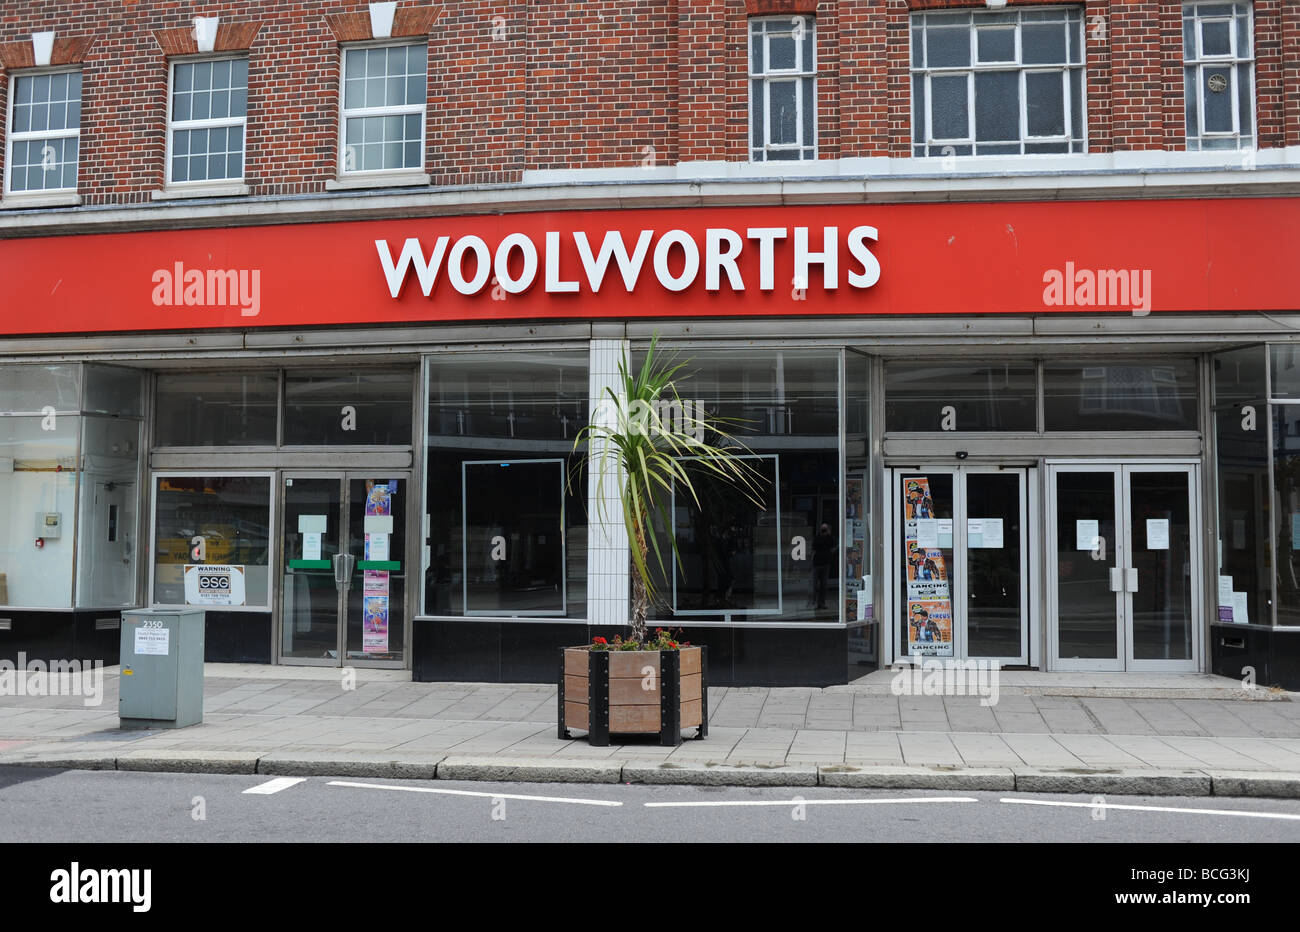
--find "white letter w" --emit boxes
[375,237,449,298]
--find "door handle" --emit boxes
[1126,567,1138,593]
[1109,568,1123,592]
[332,553,356,591]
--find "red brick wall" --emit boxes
[0,0,1294,204]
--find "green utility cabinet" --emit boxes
[119,609,205,729]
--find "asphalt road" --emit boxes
[1,765,1299,843]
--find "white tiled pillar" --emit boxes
[587,339,630,627]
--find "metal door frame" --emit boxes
[1045,459,1201,673]
[884,465,1031,666]
[276,469,411,668]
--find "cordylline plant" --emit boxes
[572,335,767,646]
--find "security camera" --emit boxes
[955,451,969,460]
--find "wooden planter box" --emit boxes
[558,645,708,747]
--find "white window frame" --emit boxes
[164,53,249,190]
[909,8,1087,157]
[3,65,81,197]
[748,16,817,162]
[1183,1,1255,150]
[337,39,427,179]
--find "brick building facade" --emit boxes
[0,1,1298,687]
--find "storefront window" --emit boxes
[423,353,588,617]
[0,363,143,610]
[1044,359,1198,431]
[283,370,412,446]
[1213,346,1271,626]
[642,347,841,623]
[76,416,142,608]
[1270,345,1300,400]
[885,362,1036,432]
[152,475,273,608]
[1273,405,1300,625]
[846,350,875,666]
[0,363,81,414]
[0,415,78,608]
[155,372,278,446]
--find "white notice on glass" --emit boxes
[134,627,169,656]
[364,514,394,535]
[937,518,953,548]
[1218,575,1234,608]
[367,534,389,562]
[915,519,939,548]
[298,514,327,534]
[1146,519,1170,550]
[1231,591,1249,625]
[1076,520,1100,551]
[303,533,322,561]
[966,519,1002,548]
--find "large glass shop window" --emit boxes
[641,348,841,623]
[423,353,588,617]
[885,362,1036,431]
[155,372,278,446]
[152,475,272,608]
[0,364,143,610]
[1212,346,1271,627]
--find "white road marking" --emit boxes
[1000,797,1300,821]
[645,796,979,808]
[243,777,307,795]
[327,780,623,807]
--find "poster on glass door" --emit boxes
[903,477,953,656]
[363,481,392,653]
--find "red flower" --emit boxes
[592,637,607,645]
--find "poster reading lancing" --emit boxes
[903,477,954,657]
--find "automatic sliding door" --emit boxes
[1050,468,1123,669]
[282,476,344,662]
[965,471,1027,661]
[1125,467,1196,668]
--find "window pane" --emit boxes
[926,26,971,67]
[976,71,1019,141]
[1237,62,1253,137]
[977,26,1015,62]
[751,79,763,149]
[912,74,926,143]
[155,372,278,446]
[0,416,78,608]
[1044,361,1198,431]
[152,475,272,607]
[0,364,81,413]
[769,34,796,70]
[885,363,1037,431]
[284,371,413,445]
[1070,68,1083,139]
[930,74,969,139]
[425,352,589,618]
[1026,71,1065,136]
[636,348,841,624]
[76,416,142,608]
[1022,23,1067,64]
[1270,345,1300,399]
[1203,66,1233,132]
[769,80,798,145]
[1201,19,1231,56]
[752,28,764,73]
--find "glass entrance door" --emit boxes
[281,472,407,666]
[1048,463,1199,671]
[892,466,1030,664]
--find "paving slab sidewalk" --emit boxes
[2,664,1300,797]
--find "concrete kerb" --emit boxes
[6,752,1300,797]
